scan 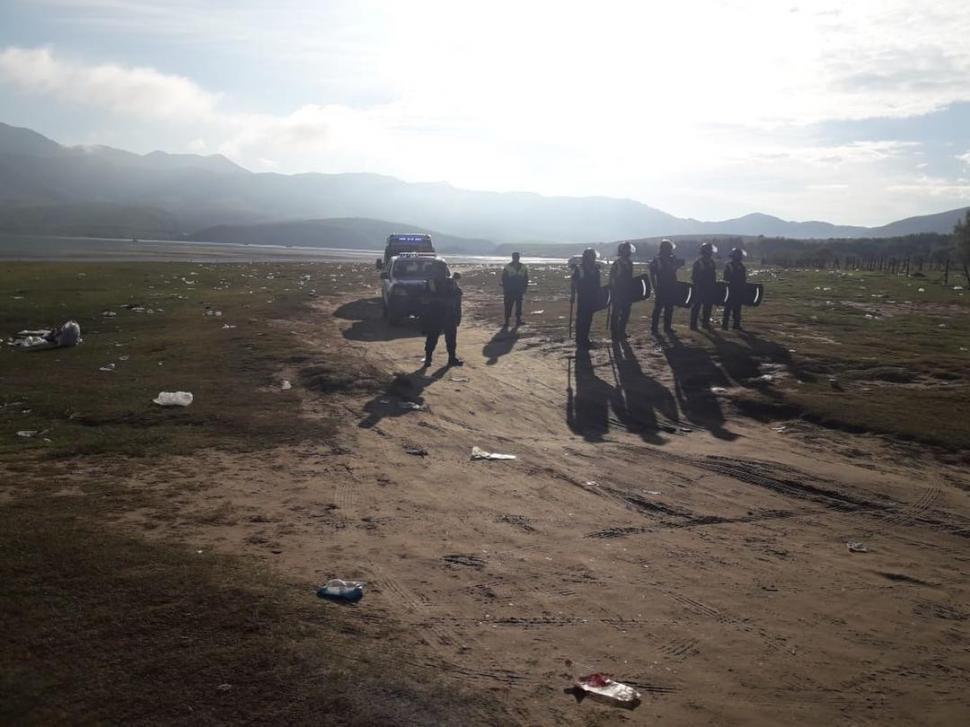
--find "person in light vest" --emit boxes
[690,242,718,330]
[501,252,529,327]
[570,248,601,350]
[722,247,747,331]
[609,241,635,340]
[649,239,684,335]
[421,263,464,367]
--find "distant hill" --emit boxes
[190,218,496,253]
[0,202,179,239]
[0,121,967,245]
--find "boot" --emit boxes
[447,356,464,367]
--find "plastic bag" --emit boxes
[153,391,194,407]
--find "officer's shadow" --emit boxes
[609,341,677,445]
[358,365,450,429]
[482,324,519,365]
[566,350,611,442]
[662,333,738,441]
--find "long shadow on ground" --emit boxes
[608,341,677,445]
[566,351,612,443]
[482,325,520,365]
[334,298,422,342]
[359,366,450,429]
[662,334,737,441]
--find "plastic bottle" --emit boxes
[317,579,364,603]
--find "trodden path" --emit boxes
[126,290,970,726]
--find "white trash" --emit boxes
[471,446,516,461]
[281,380,292,390]
[153,391,194,407]
[573,672,641,709]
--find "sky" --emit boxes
[1,0,969,226]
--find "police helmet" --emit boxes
[659,239,675,254]
[618,241,636,256]
[582,247,598,262]
[729,247,747,260]
[700,241,717,255]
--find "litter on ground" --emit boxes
[317,578,365,603]
[9,321,82,350]
[471,446,516,461]
[847,542,868,553]
[153,391,194,407]
[568,672,641,710]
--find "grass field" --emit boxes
[459,264,970,452]
[0,262,381,459]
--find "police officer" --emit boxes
[570,248,601,350]
[690,242,717,330]
[649,239,684,335]
[501,252,529,327]
[722,247,747,331]
[609,241,635,340]
[421,264,464,367]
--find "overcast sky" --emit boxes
[1,0,969,225]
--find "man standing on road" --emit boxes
[690,242,717,330]
[649,239,684,335]
[722,247,747,331]
[421,264,464,367]
[501,252,529,327]
[609,241,635,340]
[571,248,601,350]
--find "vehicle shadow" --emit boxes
[482,325,519,365]
[334,298,422,342]
[608,341,677,444]
[358,365,450,429]
[566,351,611,443]
[662,334,737,441]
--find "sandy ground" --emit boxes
[118,286,970,726]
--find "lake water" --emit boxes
[0,235,568,265]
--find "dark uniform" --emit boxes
[690,255,717,329]
[571,261,601,349]
[649,252,683,333]
[722,259,747,330]
[501,261,529,325]
[609,256,634,339]
[421,276,463,365]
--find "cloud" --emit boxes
[0,46,218,119]
[958,151,970,166]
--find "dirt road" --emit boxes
[126,289,970,725]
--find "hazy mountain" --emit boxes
[0,202,178,239]
[0,121,966,245]
[190,217,494,253]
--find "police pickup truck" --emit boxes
[380,252,450,324]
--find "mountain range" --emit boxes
[0,121,966,247]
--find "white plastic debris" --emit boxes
[17,430,38,438]
[398,401,424,410]
[281,380,292,390]
[99,363,116,372]
[846,542,868,553]
[153,391,194,407]
[573,673,641,709]
[471,446,516,461]
[710,386,728,394]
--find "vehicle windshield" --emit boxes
[392,258,446,280]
